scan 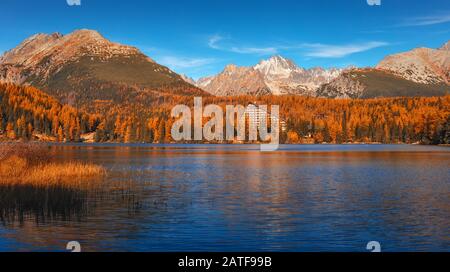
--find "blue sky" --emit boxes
[1,0,449,79]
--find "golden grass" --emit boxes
[0,143,110,224]
[0,143,106,188]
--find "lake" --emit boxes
[0,144,449,252]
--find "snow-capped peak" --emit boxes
[254,55,300,78]
[194,55,345,96]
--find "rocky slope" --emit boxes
[198,64,270,96]
[0,29,205,111]
[194,42,449,98]
[254,56,343,95]
[2,30,448,101]
[180,74,196,85]
[317,68,448,99]
[376,41,449,85]
[196,56,343,96]
[318,42,449,98]
[441,41,450,51]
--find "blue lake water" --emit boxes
[0,144,449,252]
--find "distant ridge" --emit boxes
[376,41,449,85]
[1,30,448,100]
[317,41,450,98]
[0,29,207,112]
[191,41,449,98]
[194,56,344,96]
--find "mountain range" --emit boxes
[188,56,344,96]
[0,29,448,105]
[0,30,448,145]
[193,42,449,98]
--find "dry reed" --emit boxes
[0,143,106,188]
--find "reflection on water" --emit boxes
[0,180,144,227]
[0,144,449,252]
[0,185,91,225]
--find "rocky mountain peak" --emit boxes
[376,42,449,84]
[0,29,147,71]
[267,55,294,66]
[0,32,62,65]
[0,29,203,109]
[223,64,241,73]
[440,41,450,51]
[254,55,300,77]
[69,29,103,38]
[0,30,112,64]
[194,55,344,96]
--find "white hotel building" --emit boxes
[245,103,287,132]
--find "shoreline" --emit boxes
[1,137,449,147]
[10,142,449,148]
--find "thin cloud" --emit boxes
[208,35,278,55]
[230,46,278,55]
[302,42,389,58]
[208,35,224,50]
[157,56,217,69]
[399,13,450,27]
[207,34,388,58]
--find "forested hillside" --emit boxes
[94,94,450,145]
[202,95,450,144]
[0,30,208,113]
[1,82,449,144]
[0,82,99,141]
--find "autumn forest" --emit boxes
[1,82,449,145]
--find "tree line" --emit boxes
[1,82,449,144]
[0,83,99,142]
